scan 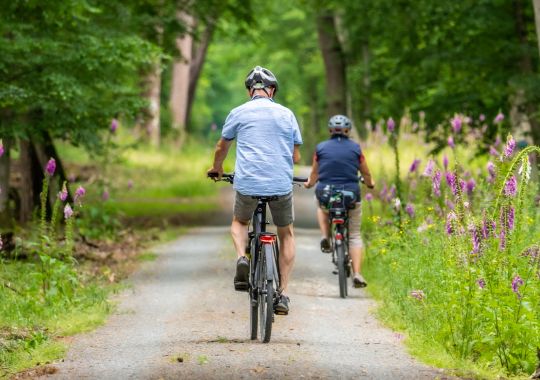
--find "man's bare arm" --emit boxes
[207,138,233,178]
[293,145,301,164]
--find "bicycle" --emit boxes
[208,172,306,343]
[318,185,358,298]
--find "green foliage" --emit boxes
[0,0,162,148]
[192,0,326,156]
[339,0,540,138]
[363,129,540,376]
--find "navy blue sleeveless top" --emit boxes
[315,135,362,196]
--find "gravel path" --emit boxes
[42,186,449,380]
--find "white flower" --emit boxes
[518,157,531,183]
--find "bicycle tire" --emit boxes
[336,243,348,298]
[259,245,274,343]
[249,289,258,340]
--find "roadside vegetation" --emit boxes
[0,134,218,377]
[362,116,540,379]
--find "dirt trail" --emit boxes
[42,186,449,379]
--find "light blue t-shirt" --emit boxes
[222,97,303,196]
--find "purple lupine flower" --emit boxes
[476,278,486,289]
[387,117,395,133]
[45,158,56,176]
[0,141,4,157]
[489,146,499,157]
[446,211,457,235]
[451,117,462,133]
[58,184,68,202]
[445,198,455,210]
[127,179,134,190]
[64,204,73,219]
[504,136,515,158]
[405,203,415,218]
[479,114,486,122]
[487,161,495,177]
[445,172,457,195]
[74,186,86,200]
[504,175,517,197]
[466,178,475,195]
[432,170,441,197]
[380,184,388,201]
[459,179,466,194]
[110,118,119,133]
[447,135,455,149]
[494,136,502,147]
[102,189,110,201]
[365,193,373,202]
[409,159,421,173]
[511,275,524,298]
[494,112,504,124]
[443,155,449,171]
[389,185,396,200]
[410,290,425,301]
[423,159,434,177]
[469,224,481,254]
[481,217,490,239]
[499,228,506,251]
[521,245,540,264]
[507,206,515,230]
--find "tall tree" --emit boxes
[0,1,161,223]
[316,9,347,118]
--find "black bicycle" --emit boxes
[319,186,357,298]
[208,172,306,343]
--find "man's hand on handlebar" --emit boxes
[207,167,223,181]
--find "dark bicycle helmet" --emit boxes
[328,115,352,133]
[245,66,279,93]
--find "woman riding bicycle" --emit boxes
[304,115,375,288]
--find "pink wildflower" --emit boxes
[110,118,119,133]
[387,117,395,133]
[494,112,504,124]
[64,204,73,219]
[45,158,56,176]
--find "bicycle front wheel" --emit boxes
[336,243,348,298]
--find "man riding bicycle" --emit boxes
[207,66,303,315]
[304,115,374,288]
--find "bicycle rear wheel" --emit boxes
[259,245,275,343]
[249,244,258,340]
[336,243,348,298]
[249,289,258,340]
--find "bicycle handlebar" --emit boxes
[207,172,307,184]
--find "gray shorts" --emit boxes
[234,191,294,227]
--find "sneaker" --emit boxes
[320,238,332,253]
[353,273,367,288]
[274,294,290,315]
[234,256,249,291]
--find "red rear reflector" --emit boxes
[335,233,343,240]
[332,218,345,224]
[259,235,276,244]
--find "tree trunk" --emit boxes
[316,10,347,119]
[18,140,41,223]
[533,0,540,58]
[169,12,194,148]
[143,61,162,147]
[0,138,11,227]
[513,0,540,146]
[185,21,216,130]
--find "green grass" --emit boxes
[0,261,114,376]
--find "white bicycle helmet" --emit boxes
[245,66,279,94]
[328,115,352,133]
